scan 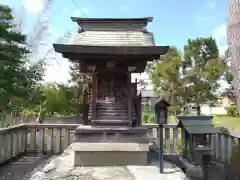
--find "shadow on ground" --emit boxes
[0,154,53,180]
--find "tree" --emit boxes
[0,5,45,114]
[147,46,183,115]
[68,62,91,114]
[39,84,76,116]
[224,48,234,88]
[182,37,228,115]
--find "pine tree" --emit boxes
[0,5,44,113]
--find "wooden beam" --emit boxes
[54,44,169,56]
[62,53,160,61]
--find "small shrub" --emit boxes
[142,111,155,124]
[225,105,239,117]
[180,147,189,159]
[219,126,229,134]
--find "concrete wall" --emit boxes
[201,104,227,115]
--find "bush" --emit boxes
[212,115,221,127]
[225,105,239,117]
[142,112,155,124]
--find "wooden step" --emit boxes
[91,119,130,126]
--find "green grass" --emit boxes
[213,115,240,130]
[142,111,240,130]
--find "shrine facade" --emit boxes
[53,17,169,166]
[54,17,169,127]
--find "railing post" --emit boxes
[24,128,28,153]
[173,127,178,153]
[55,128,61,154]
[39,128,45,154]
[227,136,234,163]
[159,125,164,173]
[220,134,228,162]
[30,128,36,153]
[0,134,4,163]
[10,132,14,158]
[216,134,221,160]
[165,128,170,152]
[47,128,53,153]
[63,128,70,149]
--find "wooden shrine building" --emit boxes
[54,17,169,127]
[53,17,169,166]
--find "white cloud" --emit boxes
[206,1,216,9]
[23,0,44,13]
[121,5,126,11]
[212,24,227,55]
[44,58,71,84]
[213,24,226,42]
[72,8,89,16]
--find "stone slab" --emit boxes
[75,125,149,133]
[74,125,149,143]
[74,151,148,166]
[71,142,149,151]
[72,142,149,166]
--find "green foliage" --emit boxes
[0,5,45,114]
[147,46,183,114]
[148,38,229,115]
[224,48,234,86]
[142,107,155,124]
[182,37,227,108]
[225,105,239,117]
[21,84,79,117]
[180,147,189,159]
[212,115,221,127]
[68,62,91,114]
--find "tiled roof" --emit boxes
[71,31,154,46]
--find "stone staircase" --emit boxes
[88,100,135,126]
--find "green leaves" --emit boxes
[0,5,45,114]
[149,37,229,115]
[147,46,183,114]
[182,37,227,105]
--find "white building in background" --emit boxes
[131,72,159,106]
[131,72,153,90]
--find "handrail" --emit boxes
[0,124,25,135]
[1,122,240,165]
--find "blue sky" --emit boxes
[1,0,228,88]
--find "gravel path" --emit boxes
[0,154,53,180]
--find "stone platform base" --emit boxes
[74,125,149,143]
[72,142,149,166]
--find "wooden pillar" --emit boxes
[83,90,88,125]
[92,73,97,120]
[138,92,142,126]
[127,72,132,126]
